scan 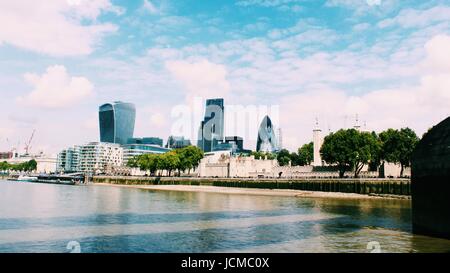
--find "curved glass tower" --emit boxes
[256,115,278,153]
[99,101,136,145]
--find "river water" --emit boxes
[1,180,450,253]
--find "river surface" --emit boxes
[1,180,450,253]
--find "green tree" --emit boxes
[277,149,291,166]
[162,152,180,177]
[251,151,263,159]
[320,129,380,178]
[145,154,160,175]
[290,152,300,166]
[174,146,203,175]
[126,156,139,168]
[379,127,419,177]
[25,159,37,172]
[297,142,314,166]
[0,161,9,171]
[251,151,276,160]
[368,132,382,172]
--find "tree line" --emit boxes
[0,160,37,172]
[127,146,204,176]
[275,128,419,178]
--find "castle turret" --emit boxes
[313,119,322,167]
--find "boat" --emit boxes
[17,175,38,182]
[10,174,85,186]
[35,174,85,185]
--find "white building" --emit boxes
[56,146,80,173]
[77,142,123,174]
[6,154,57,174]
[57,142,124,174]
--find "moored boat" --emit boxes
[17,175,38,182]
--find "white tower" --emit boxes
[313,118,322,167]
[354,114,361,131]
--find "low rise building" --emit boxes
[56,146,80,173]
[77,142,123,174]
[7,154,57,174]
[166,136,191,149]
[127,137,164,147]
[122,144,170,165]
[0,152,13,160]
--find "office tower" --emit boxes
[256,115,278,153]
[99,101,136,145]
[197,98,224,152]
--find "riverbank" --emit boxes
[93,176,411,200]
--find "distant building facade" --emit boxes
[211,136,252,155]
[0,152,13,160]
[99,101,136,145]
[197,98,224,152]
[122,144,170,165]
[7,155,57,174]
[56,146,80,173]
[128,137,163,147]
[256,115,278,153]
[166,136,192,149]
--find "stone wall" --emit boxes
[93,176,411,196]
[412,117,450,239]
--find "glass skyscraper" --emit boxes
[256,115,278,153]
[197,98,224,152]
[99,101,136,145]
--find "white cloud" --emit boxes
[325,0,398,16]
[150,113,167,127]
[378,6,450,28]
[236,0,302,7]
[279,34,450,150]
[142,0,159,14]
[423,34,450,73]
[0,0,122,56]
[17,65,94,109]
[165,59,231,101]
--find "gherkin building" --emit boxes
[256,115,278,153]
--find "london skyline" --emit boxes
[1,0,450,154]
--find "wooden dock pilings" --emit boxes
[93,176,411,196]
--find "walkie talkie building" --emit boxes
[99,101,136,145]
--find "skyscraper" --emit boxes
[99,101,136,145]
[256,115,278,153]
[197,98,224,152]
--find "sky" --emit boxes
[1,0,450,155]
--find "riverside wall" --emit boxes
[93,176,411,196]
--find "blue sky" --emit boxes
[1,0,450,153]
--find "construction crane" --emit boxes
[24,129,36,155]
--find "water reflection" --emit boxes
[0,180,450,253]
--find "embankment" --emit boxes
[93,176,411,196]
